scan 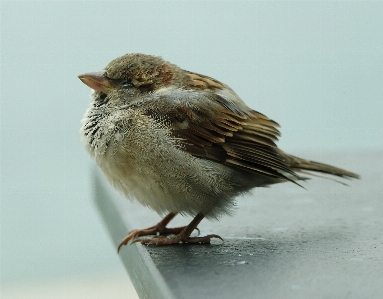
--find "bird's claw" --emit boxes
[132,234,223,246]
[117,225,200,252]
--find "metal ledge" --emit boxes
[93,151,383,299]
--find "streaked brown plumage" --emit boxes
[79,53,359,251]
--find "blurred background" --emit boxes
[1,1,382,298]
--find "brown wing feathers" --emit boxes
[139,73,299,182]
[174,105,299,182]
[134,70,357,183]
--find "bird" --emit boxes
[78,53,359,252]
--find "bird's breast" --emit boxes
[80,105,239,218]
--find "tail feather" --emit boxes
[285,155,360,180]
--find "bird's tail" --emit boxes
[284,154,360,180]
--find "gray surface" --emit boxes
[94,151,383,299]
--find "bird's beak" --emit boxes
[78,71,113,94]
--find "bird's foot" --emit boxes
[133,234,223,246]
[118,224,190,252]
[118,212,217,250]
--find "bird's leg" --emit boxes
[132,213,223,246]
[118,212,193,252]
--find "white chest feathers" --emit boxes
[81,106,237,218]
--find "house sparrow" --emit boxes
[78,53,359,251]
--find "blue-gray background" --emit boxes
[1,0,382,295]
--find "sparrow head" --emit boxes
[78,53,187,105]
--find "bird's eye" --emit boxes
[122,80,134,89]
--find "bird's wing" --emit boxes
[134,75,298,182]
